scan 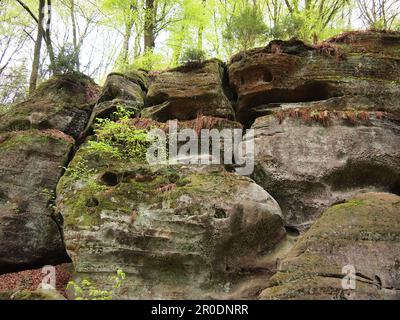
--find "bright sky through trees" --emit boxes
[0,0,399,105]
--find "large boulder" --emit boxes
[84,71,148,134]
[0,73,100,139]
[144,59,235,122]
[260,192,400,300]
[248,111,400,229]
[56,119,285,299]
[98,72,147,107]
[0,130,74,272]
[228,31,400,126]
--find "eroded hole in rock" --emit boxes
[375,275,382,289]
[86,197,99,207]
[238,80,336,128]
[145,92,169,107]
[331,199,346,206]
[285,226,300,237]
[214,208,228,219]
[241,67,274,86]
[101,172,120,186]
[391,180,400,196]
[325,162,399,193]
[263,70,273,82]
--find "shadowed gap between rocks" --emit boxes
[237,81,339,129]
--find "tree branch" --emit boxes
[16,0,38,23]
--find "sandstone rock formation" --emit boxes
[228,31,400,126]
[260,192,400,300]
[85,71,148,133]
[248,112,400,229]
[0,130,74,272]
[1,31,399,301]
[144,59,235,122]
[0,73,100,139]
[0,73,99,273]
[99,71,148,103]
[0,289,66,300]
[56,121,285,299]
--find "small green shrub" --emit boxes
[224,5,268,52]
[114,104,135,120]
[179,48,206,64]
[63,160,105,194]
[87,140,122,159]
[90,106,152,162]
[54,43,79,74]
[128,50,166,71]
[67,269,126,300]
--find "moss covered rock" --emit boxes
[144,59,235,122]
[0,73,100,139]
[98,72,146,105]
[56,134,285,298]
[7,289,66,300]
[248,111,400,228]
[0,130,74,272]
[260,192,400,300]
[228,30,400,126]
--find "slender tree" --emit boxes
[357,0,400,29]
[144,0,155,51]
[29,0,45,94]
[16,0,57,74]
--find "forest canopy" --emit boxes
[1,0,399,105]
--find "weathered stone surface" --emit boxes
[260,192,400,300]
[0,73,100,139]
[228,31,400,126]
[6,289,66,300]
[98,72,146,104]
[248,112,400,228]
[83,71,148,134]
[56,136,285,299]
[0,130,74,272]
[326,30,400,56]
[93,99,141,120]
[145,59,235,122]
[83,99,142,136]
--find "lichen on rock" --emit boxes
[0,73,100,139]
[56,119,285,298]
[260,192,400,300]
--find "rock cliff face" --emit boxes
[0,30,399,299]
[248,113,400,228]
[228,31,400,127]
[144,59,235,122]
[0,74,100,139]
[0,130,74,272]
[57,140,284,299]
[0,73,100,272]
[260,192,400,300]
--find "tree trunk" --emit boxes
[173,24,185,65]
[197,0,206,51]
[197,26,203,51]
[29,0,45,95]
[121,19,134,65]
[144,0,155,52]
[70,0,80,71]
[44,0,57,74]
[16,0,56,73]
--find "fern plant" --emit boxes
[67,269,126,300]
